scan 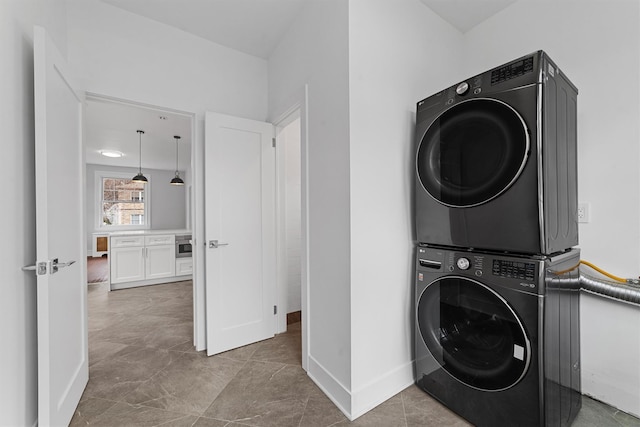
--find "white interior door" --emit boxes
[32,26,87,426]
[205,112,276,355]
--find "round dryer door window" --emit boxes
[416,99,529,207]
[417,277,531,391]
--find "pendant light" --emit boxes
[132,130,148,183]
[170,135,185,186]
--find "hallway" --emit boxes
[71,281,638,426]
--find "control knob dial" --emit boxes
[456,257,471,270]
[456,82,470,96]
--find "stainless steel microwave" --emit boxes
[175,234,192,258]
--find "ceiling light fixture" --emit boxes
[170,135,185,186]
[99,150,123,158]
[131,130,148,184]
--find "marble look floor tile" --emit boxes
[168,339,201,353]
[335,393,407,427]
[613,410,640,427]
[83,347,183,401]
[88,340,128,367]
[216,343,258,362]
[138,300,193,321]
[90,316,192,349]
[85,402,199,427]
[192,417,230,427]
[202,360,322,424]
[574,395,640,427]
[297,393,349,427]
[401,385,472,427]
[69,397,118,426]
[123,352,246,416]
[249,333,302,365]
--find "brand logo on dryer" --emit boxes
[519,282,536,288]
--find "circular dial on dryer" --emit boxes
[456,82,470,95]
[456,257,471,270]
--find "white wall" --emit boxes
[67,0,269,349]
[463,1,640,416]
[268,0,353,414]
[85,164,187,252]
[283,119,302,314]
[347,0,464,417]
[0,1,68,424]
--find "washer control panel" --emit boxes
[448,252,485,277]
[492,260,536,281]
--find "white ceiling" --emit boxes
[419,0,517,33]
[87,0,515,170]
[85,97,192,171]
[100,0,307,59]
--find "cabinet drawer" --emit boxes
[145,234,175,246]
[111,236,144,248]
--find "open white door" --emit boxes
[205,112,276,355]
[30,26,87,425]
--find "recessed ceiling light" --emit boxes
[100,150,124,158]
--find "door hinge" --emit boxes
[274,305,277,315]
[272,137,276,148]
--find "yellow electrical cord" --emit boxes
[579,260,626,283]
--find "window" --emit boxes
[96,171,151,229]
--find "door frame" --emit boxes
[271,85,310,370]
[83,92,203,349]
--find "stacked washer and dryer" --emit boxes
[414,51,582,426]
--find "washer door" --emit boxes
[416,99,529,207]
[417,277,531,391]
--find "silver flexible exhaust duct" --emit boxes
[579,271,640,306]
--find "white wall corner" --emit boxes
[307,355,353,419]
[350,360,415,420]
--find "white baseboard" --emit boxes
[307,355,352,419]
[307,355,416,421]
[351,360,415,420]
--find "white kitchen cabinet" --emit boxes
[175,258,193,276]
[109,234,177,288]
[110,236,145,284]
[145,245,176,279]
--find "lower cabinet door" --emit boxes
[145,244,176,279]
[111,247,145,284]
[176,258,193,276]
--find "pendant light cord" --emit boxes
[137,130,144,174]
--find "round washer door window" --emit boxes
[417,277,531,391]
[416,99,529,207]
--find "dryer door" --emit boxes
[417,276,531,391]
[416,99,529,207]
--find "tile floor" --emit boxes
[71,281,640,427]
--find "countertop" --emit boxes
[96,229,192,237]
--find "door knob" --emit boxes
[209,240,229,249]
[22,258,76,275]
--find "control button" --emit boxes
[448,265,455,272]
[446,98,454,105]
[456,257,471,270]
[473,88,482,95]
[475,270,483,277]
[456,82,470,96]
